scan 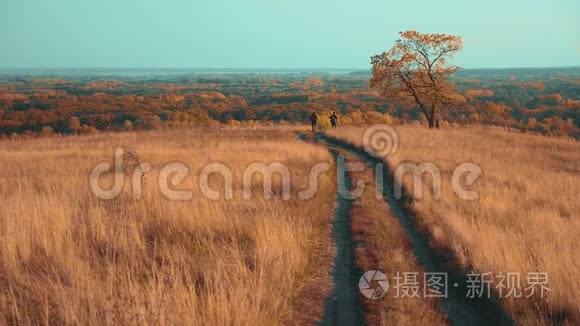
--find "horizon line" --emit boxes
[0,66,579,71]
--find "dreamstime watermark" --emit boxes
[89,125,483,201]
[363,124,399,157]
[89,148,151,200]
[89,153,333,201]
[358,270,551,300]
[362,124,482,201]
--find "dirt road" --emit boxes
[319,146,365,326]
[313,133,513,326]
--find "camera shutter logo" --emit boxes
[359,270,389,299]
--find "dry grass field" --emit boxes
[2,123,578,325]
[0,127,337,325]
[326,125,580,325]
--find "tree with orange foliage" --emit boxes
[370,31,465,128]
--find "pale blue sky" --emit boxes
[1,0,578,69]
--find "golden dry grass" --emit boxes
[326,125,580,325]
[0,127,336,325]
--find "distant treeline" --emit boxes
[0,68,578,138]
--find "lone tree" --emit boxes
[370,31,465,128]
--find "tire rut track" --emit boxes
[319,144,365,326]
[316,134,513,326]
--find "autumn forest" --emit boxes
[0,67,578,139]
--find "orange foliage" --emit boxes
[370,30,464,128]
[466,89,494,98]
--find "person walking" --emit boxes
[310,112,318,132]
[329,112,338,128]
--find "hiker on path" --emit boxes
[329,112,338,128]
[310,112,318,132]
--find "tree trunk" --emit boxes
[423,111,433,129]
[428,105,436,129]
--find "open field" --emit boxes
[1,123,578,325]
[326,125,580,324]
[0,127,337,324]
